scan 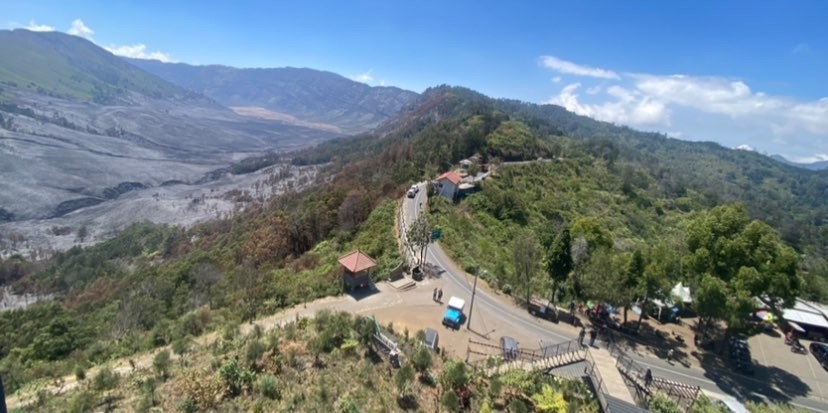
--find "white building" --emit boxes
[436,171,462,200]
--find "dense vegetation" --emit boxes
[1,85,826,409]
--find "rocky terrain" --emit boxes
[0,30,420,258]
[0,161,319,258]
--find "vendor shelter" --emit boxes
[338,250,377,290]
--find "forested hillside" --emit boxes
[1,85,825,408]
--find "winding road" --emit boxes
[402,182,828,412]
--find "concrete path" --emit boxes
[590,347,636,405]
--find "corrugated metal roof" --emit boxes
[782,307,828,329]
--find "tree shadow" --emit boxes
[696,349,811,403]
[614,322,688,362]
[397,394,419,410]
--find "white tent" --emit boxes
[671,282,692,304]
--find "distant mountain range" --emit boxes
[125,59,418,134]
[0,30,347,220]
[770,154,828,171]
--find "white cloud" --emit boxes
[547,83,669,126]
[541,55,828,159]
[67,18,94,40]
[350,70,375,85]
[736,144,754,151]
[24,20,54,32]
[552,76,562,83]
[792,154,828,163]
[540,55,619,79]
[105,44,174,63]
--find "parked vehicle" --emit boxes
[410,185,419,194]
[407,188,416,198]
[527,296,558,322]
[810,342,828,370]
[442,296,466,329]
[727,337,755,375]
[500,336,519,361]
[791,341,808,355]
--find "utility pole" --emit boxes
[466,269,479,330]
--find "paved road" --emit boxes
[403,182,828,412]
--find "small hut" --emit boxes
[338,250,377,290]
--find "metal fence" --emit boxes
[466,339,614,413]
[606,328,701,412]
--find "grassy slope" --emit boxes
[20,310,599,413]
[0,30,185,102]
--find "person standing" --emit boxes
[578,327,586,347]
[589,328,598,347]
[433,288,437,302]
[667,348,674,363]
[644,368,653,387]
[438,288,443,302]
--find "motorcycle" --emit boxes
[791,342,808,355]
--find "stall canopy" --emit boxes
[781,299,828,330]
[671,282,693,304]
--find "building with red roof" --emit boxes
[338,250,377,289]
[436,171,462,200]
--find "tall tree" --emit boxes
[569,235,590,300]
[638,245,677,328]
[513,229,541,305]
[405,213,433,268]
[546,227,573,305]
[582,248,636,314]
[623,250,646,323]
[684,204,802,330]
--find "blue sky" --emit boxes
[3,1,828,161]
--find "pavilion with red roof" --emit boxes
[338,250,377,290]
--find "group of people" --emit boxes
[577,326,600,347]
[432,288,443,302]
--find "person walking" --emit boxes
[667,348,675,363]
[644,368,653,387]
[433,288,437,302]
[589,328,598,347]
[578,327,586,347]
[437,288,443,302]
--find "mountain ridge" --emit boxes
[0,29,195,104]
[125,58,419,134]
[770,154,828,171]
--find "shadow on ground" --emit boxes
[347,283,380,301]
[695,349,811,404]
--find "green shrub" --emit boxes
[219,359,254,396]
[153,349,171,379]
[246,340,266,364]
[172,336,192,356]
[92,366,119,391]
[257,374,280,400]
[73,365,86,381]
[68,390,98,413]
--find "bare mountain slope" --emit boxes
[126,59,419,134]
[0,30,340,223]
